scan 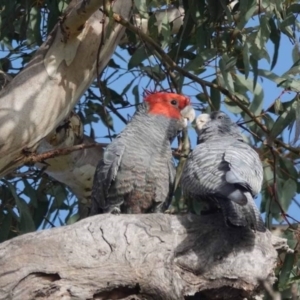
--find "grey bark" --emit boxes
[0,213,288,300]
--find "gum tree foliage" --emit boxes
[0,0,300,297]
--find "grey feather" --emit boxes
[181,111,265,232]
[90,102,185,215]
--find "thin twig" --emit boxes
[22,143,105,164]
[43,216,56,228]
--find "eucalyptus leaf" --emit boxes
[134,0,148,18]
[269,17,280,70]
[278,253,295,291]
[219,56,234,93]
[0,212,12,242]
[128,46,149,70]
[132,85,140,105]
[243,42,250,79]
[5,181,36,234]
[270,100,295,138]
[210,78,221,111]
[277,178,297,212]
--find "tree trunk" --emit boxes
[0,213,288,300]
[0,0,132,177]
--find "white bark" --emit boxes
[0,213,289,300]
[0,0,132,177]
[35,113,103,218]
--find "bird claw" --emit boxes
[110,207,121,215]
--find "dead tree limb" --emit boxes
[0,213,289,300]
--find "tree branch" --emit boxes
[27,142,103,164]
[0,213,289,300]
[60,0,106,39]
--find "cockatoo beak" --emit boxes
[195,113,211,133]
[181,106,196,127]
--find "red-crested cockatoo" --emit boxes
[90,91,195,214]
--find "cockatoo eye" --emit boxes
[170,100,178,106]
[217,115,224,119]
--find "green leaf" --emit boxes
[66,213,80,225]
[160,12,171,48]
[224,57,237,71]
[279,13,296,40]
[224,93,248,114]
[243,42,250,79]
[184,49,217,74]
[278,253,295,291]
[196,93,207,103]
[258,69,300,92]
[278,156,298,182]
[26,7,42,46]
[0,212,12,242]
[263,113,275,131]
[270,100,295,138]
[121,78,136,96]
[134,0,148,18]
[184,55,205,74]
[292,44,300,65]
[33,199,50,230]
[108,59,121,69]
[148,14,158,40]
[274,98,284,115]
[261,160,274,226]
[140,65,166,82]
[269,17,280,70]
[277,178,297,212]
[103,87,129,107]
[132,85,140,105]
[263,160,274,190]
[48,184,68,211]
[210,78,221,111]
[234,74,263,117]
[293,96,300,143]
[219,56,234,93]
[5,181,36,234]
[23,179,38,208]
[250,55,258,91]
[248,15,271,64]
[57,0,68,12]
[128,46,149,70]
[46,0,61,34]
[236,0,257,30]
[249,84,263,117]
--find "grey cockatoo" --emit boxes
[181,111,265,232]
[90,91,195,215]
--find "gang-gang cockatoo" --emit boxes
[90,91,195,214]
[181,111,266,232]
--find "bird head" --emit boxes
[196,111,244,141]
[144,91,195,126]
[195,113,211,135]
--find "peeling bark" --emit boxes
[0,0,132,177]
[35,113,103,218]
[0,213,288,300]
